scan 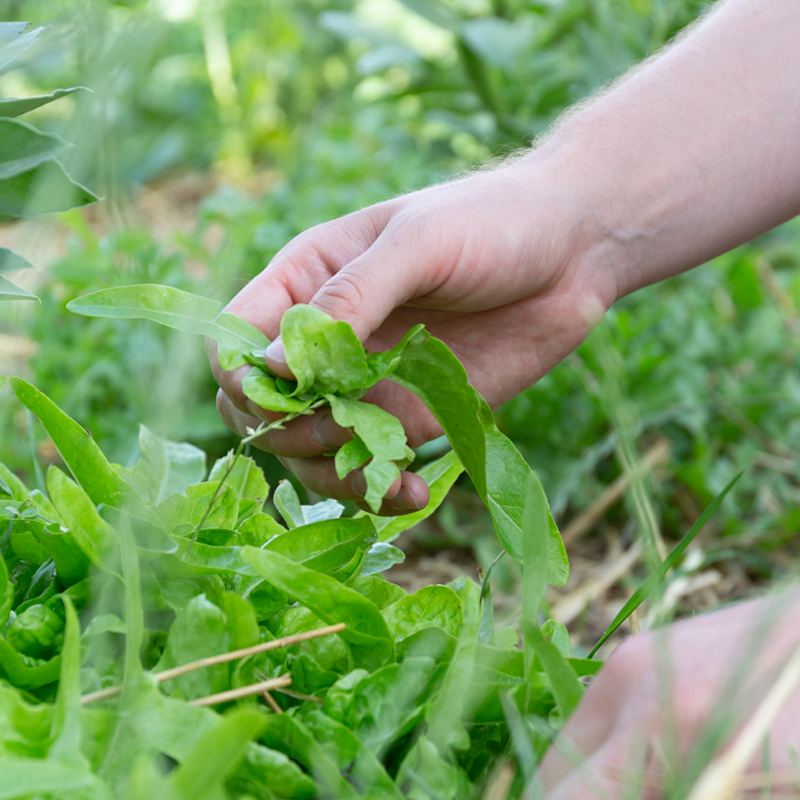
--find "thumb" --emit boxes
[305,232,431,342]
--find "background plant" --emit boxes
[0,22,97,301]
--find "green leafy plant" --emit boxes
[0,373,588,798]
[0,22,97,302]
[67,283,569,582]
[0,291,740,798]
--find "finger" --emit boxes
[225,212,388,338]
[352,472,431,516]
[280,455,430,515]
[264,338,293,379]
[215,392,431,514]
[537,693,620,792]
[239,374,440,460]
[248,408,353,458]
[359,380,442,449]
[544,737,662,800]
[206,338,260,416]
[216,387,262,438]
[226,375,438,459]
[211,207,393,393]
[307,213,441,342]
[259,234,436,377]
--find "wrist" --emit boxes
[506,144,628,311]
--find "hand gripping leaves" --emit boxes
[68,284,569,583]
[241,304,422,514]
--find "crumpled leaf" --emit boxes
[131,426,207,505]
[155,482,239,536]
[350,574,407,610]
[7,604,64,659]
[209,454,268,509]
[281,304,371,396]
[357,450,464,542]
[259,714,356,799]
[0,681,52,758]
[241,372,313,413]
[265,516,377,573]
[0,757,105,799]
[382,585,462,643]
[361,542,405,575]
[326,395,408,513]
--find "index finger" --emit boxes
[209,207,392,410]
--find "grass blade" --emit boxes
[527,625,584,720]
[169,708,267,797]
[521,472,549,677]
[588,470,744,658]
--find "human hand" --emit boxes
[211,0,800,513]
[538,590,800,799]
[209,156,618,513]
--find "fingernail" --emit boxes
[314,414,351,451]
[265,337,285,364]
[352,472,367,498]
[391,485,424,512]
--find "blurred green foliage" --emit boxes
[1,0,799,593]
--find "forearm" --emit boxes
[529,0,800,300]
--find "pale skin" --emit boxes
[210,0,800,795]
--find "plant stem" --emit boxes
[183,419,280,557]
[183,398,328,559]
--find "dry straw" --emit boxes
[188,675,292,707]
[80,622,346,706]
[685,639,800,800]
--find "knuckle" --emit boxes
[406,418,442,450]
[215,388,227,415]
[262,425,311,458]
[313,271,367,325]
[216,390,243,437]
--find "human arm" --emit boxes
[210,0,800,511]
[546,0,800,299]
